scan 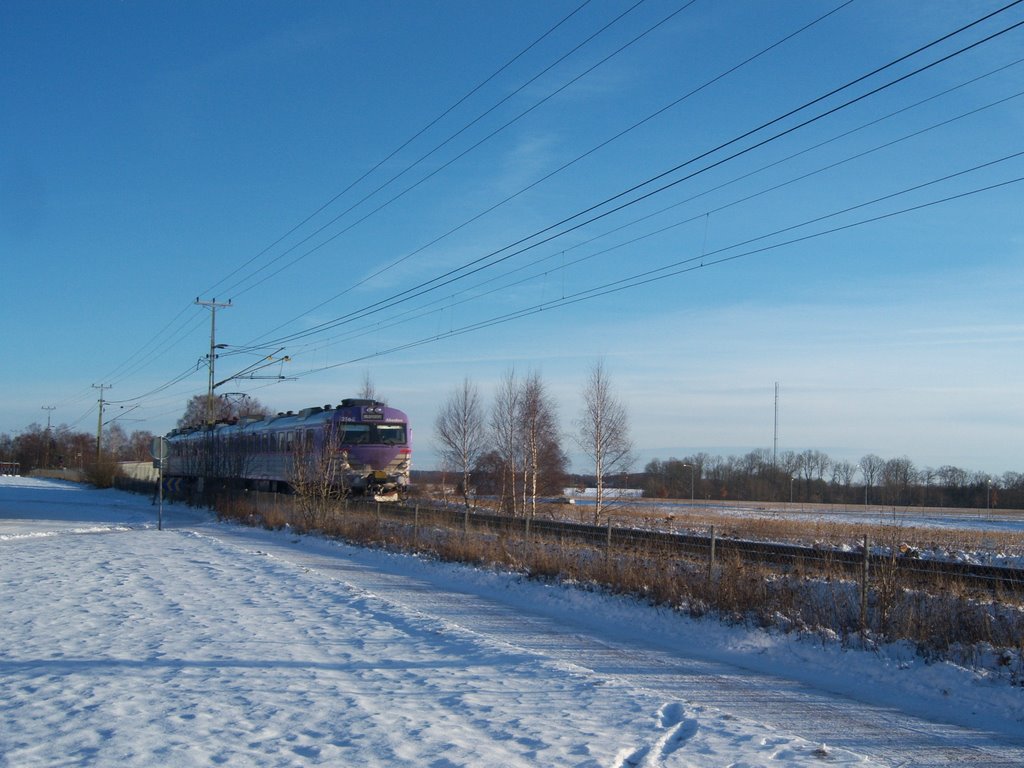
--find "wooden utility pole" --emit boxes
[195,298,231,424]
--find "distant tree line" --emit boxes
[12,384,1013,511]
[640,449,1023,509]
[2,394,276,478]
[0,421,155,475]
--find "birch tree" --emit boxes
[517,371,562,518]
[434,378,488,507]
[575,360,633,523]
[490,369,522,515]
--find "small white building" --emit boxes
[563,487,644,499]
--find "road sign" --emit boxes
[150,436,169,461]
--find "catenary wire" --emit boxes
[197,0,598,301]
[289,173,1023,374]
[71,0,600,410]
[275,85,1024,359]
[245,9,1024,352]
[222,0,696,302]
[65,2,1024,427]
[46,0,868,415]
[281,148,1024,361]
[245,0,856,347]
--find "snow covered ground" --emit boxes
[605,498,1024,568]
[2,476,1024,767]
[635,498,1024,534]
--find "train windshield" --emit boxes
[335,422,406,446]
[337,424,370,444]
[376,424,406,445]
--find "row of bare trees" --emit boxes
[0,422,156,475]
[0,393,278,484]
[642,449,1024,509]
[435,371,569,516]
[434,362,634,521]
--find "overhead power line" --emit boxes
[286,141,1024,363]
[220,0,695,302]
[72,0,600,414]
[244,6,1024,353]
[248,0,856,346]
[72,1,1024,425]
[59,0,861,419]
[289,171,1024,376]
[198,0,608,301]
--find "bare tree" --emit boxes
[289,426,346,528]
[490,369,522,515]
[178,395,231,429]
[919,466,936,506]
[882,456,918,506]
[358,371,379,401]
[126,430,157,462]
[832,460,857,488]
[575,360,633,523]
[517,371,562,518]
[176,394,271,429]
[434,378,488,507]
[859,453,884,504]
[102,423,131,459]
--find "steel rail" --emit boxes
[373,502,1024,593]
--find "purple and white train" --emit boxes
[164,399,411,500]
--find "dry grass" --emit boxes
[211,492,1024,681]
[605,502,1024,559]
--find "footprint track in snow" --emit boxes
[614,701,699,767]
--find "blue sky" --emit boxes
[2,0,1022,475]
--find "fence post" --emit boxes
[708,525,716,582]
[413,505,419,546]
[860,534,869,635]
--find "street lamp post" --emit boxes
[858,464,868,507]
[682,463,695,504]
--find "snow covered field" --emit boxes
[2,476,1023,767]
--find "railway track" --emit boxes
[382,502,1024,593]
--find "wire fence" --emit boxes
[231,493,1024,597]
